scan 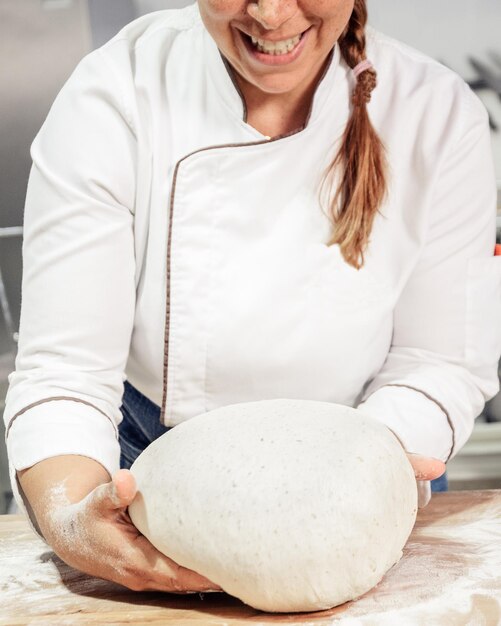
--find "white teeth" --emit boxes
[250,33,301,55]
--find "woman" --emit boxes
[4,0,500,593]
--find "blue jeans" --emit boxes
[118,380,448,491]
[118,380,171,469]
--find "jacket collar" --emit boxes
[203,26,350,136]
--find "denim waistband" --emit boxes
[118,379,170,469]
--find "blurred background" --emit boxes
[1,0,500,513]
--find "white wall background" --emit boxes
[367,0,501,187]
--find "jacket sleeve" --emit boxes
[357,85,501,462]
[2,48,137,512]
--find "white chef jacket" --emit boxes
[4,4,501,512]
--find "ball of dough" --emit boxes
[128,399,417,613]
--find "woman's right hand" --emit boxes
[19,458,221,593]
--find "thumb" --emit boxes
[406,453,445,481]
[87,469,137,514]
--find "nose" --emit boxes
[247,0,297,31]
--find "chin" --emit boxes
[245,71,304,95]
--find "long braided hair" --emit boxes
[323,0,388,270]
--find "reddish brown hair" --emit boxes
[323,0,388,269]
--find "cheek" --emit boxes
[198,0,245,56]
[303,0,354,19]
[198,0,247,19]
[305,0,355,41]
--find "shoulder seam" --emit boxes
[100,9,202,55]
[96,48,137,135]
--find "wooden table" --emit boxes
[1,491,501,626]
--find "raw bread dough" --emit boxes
[128,399,418,613]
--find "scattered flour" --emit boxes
[1,492,500,625]
[0,481,128,625]
[324,492,501,625]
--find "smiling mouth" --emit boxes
[239,28,310,56]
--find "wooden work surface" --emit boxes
[1,490,501,626]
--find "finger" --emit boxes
[113,469,138,503]
[416,481,431,508]
[175,564,222,592]
[87,470,137,514]
[145,580,222,593]
[131,534,222,591]
[407,453,446,481]
[126,559,222,593]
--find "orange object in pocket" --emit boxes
[495,244,501,256]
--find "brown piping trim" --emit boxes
[220,54,248,123]
[162,135,310,425]
[5,396,116,439]
[304,48,334,128]
[161,45,338,425]
[219,46,335,129]
[381,383,456,462]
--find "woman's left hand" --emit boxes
[406,453,445,481]
[406,453,446,508]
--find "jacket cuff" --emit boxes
[357,384,457,462]
[6,400,121,530]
